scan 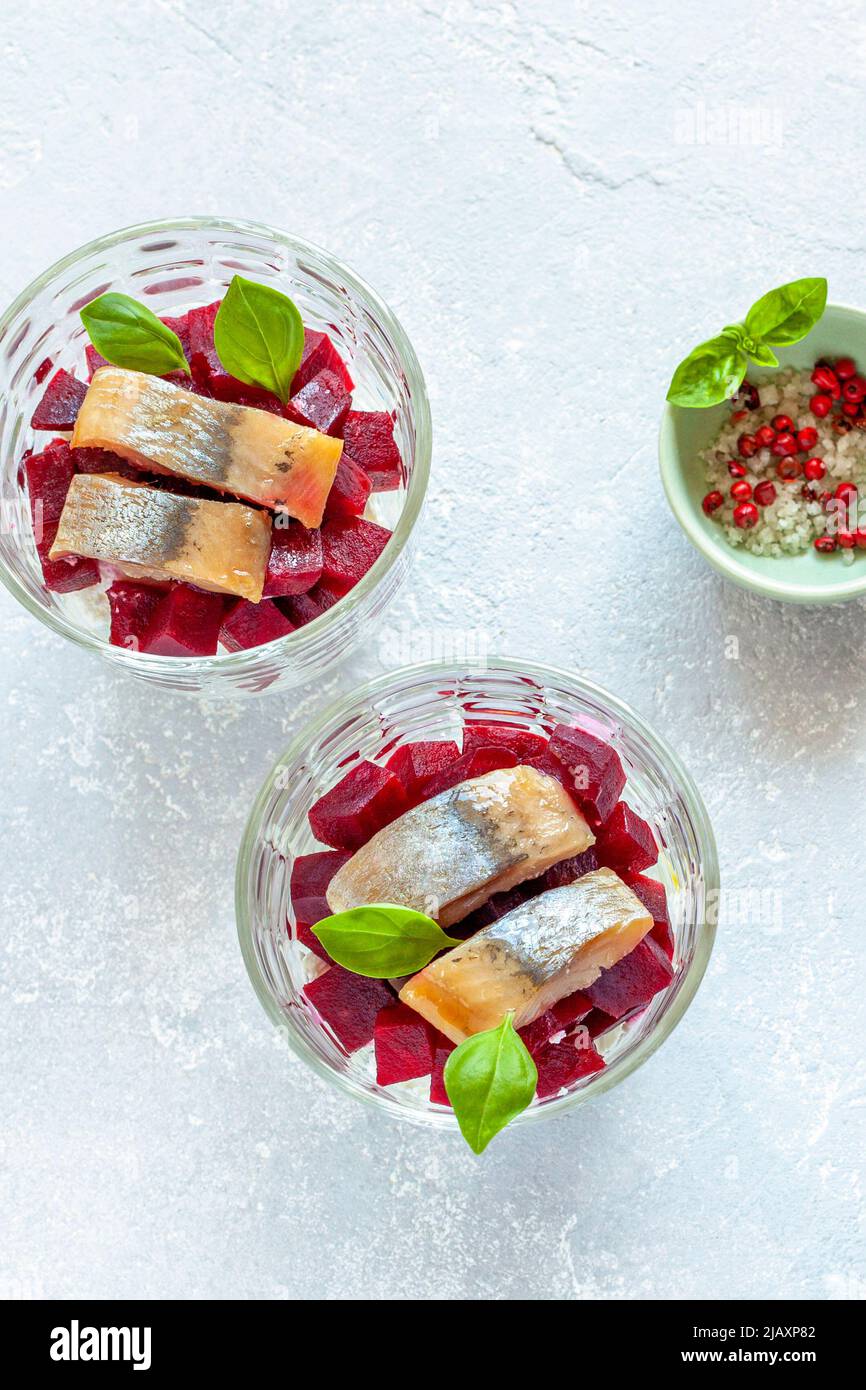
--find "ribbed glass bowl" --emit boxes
[236,659,719,1133]
[0,217,430,695]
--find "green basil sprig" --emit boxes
[80,293,190,376]
[667,277,827,408]
[213,274,304,403]
[444,1013,538,1154]
[311,904,458,978]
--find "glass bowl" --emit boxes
[236,658,719,1133]
[0,217,431,695]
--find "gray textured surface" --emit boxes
[1,0,865,1302]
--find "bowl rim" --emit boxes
[658,299,866,604]
[235,655,720,1131]
[0,215,431,664]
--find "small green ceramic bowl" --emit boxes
[659,302,866,604]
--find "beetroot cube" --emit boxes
[418,745,517,799]
[341,410,402,491]
[430,1032,456,1105]
[31,369,88,431]
[518,1010,561,1057]
[263,523,323,597]
[187,301,257,401]
[550,991,593,1030]
[160,311,193,361]
[548,723,626,827]
[34,356,53,384]
[595,802,657,874]
[462,884,531,933]
[286,368,352,436]
[292,328,354,394]
[71,445,138,478]
[303,963,392,1053]
[221,599,295,652]
[276,579,341,627]
[290,849,352,954]
[141,585,226,657]
[324,455,373,521]
[85,344,110,378]
[462,722,548,761]
[107,581,164,651]
[374,1002,436,1085]
[585,1009,615,1039]
[585,935,674,1021]
[624,873,673,959]
[535,1037,605,1099]
[308,760,409,850]
[320,517,391,597]
[24,443,99,592]
[386,740,461,804]
[537,846,599,892]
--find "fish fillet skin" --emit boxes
[72,367,343,526]
[50,472,271,601]
[326,764,594,928]
[400,869,653,1043]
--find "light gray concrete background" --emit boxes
[2,0,864,1302]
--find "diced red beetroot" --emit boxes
[462,722,548,761]
[624,873,673,959]
[418,745,518,800]
[460,884,531,934]
[186,301,258,401]
[24,443,100,592]
[85,344,109,378]
[308,760,409,850]
[160,311,193,361]
[584,1009,614,1039]
[31,369,88,431]
[303,963,392,1053]
[140,585,226,657]
[551,992,593,1031]
[292,328,354,395]
[595,802,657,874]
[71,445,139,479]
[263,523,323,598]
[275,579,341,627]
[537,846,599,893]
[34,356,53,384]
[220,598,295,652]
[430,1031,456,1104]
[518,1010,561,1057]
[107,581,165,650]
[290,850,352,955]
[341,410,402,491]
[324,455,373,521]
[320,517,392,597]
[374,1002,436,1085]
[535,1037,605,1099]
[586,935,674,1021]
[386,740,462,805]
[286,368,351,436]
[548,723,626,827]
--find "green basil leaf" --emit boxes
[749,343,779,368]
[213,275,303,403]
[311,904,458,977]
[744,277,828,346]
[667,335,747,408]
[80,292,190,376]
[444,1014,538,1154]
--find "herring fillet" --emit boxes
[326,765,594,928]
[399,869,653,1043]
[49,472,272,601]
[72,367,343,526]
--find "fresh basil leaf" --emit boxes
[311,903,457,977]
[744,277,828,347]
[444,1014,538,1154]
[213,275,304,403]
[749,343,779,368]
[667,335,747,408]
[80,292,190,376]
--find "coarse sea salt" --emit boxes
[701,368,866,565]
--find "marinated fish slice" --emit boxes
[326,765,594,928]
[72,367,343,526]
[399,868,652,1043]
[50,472,271,601]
